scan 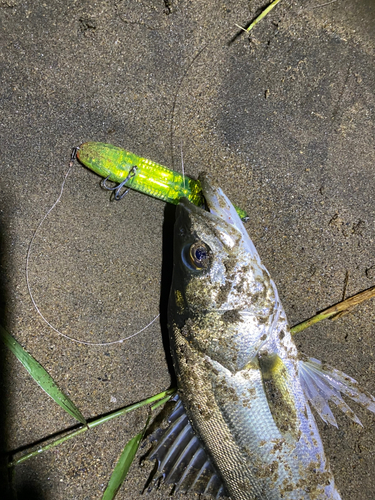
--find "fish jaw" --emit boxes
[198,173,261,259]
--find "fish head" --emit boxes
[172,179,243,314]
[171,173,274,312]
[169,174,279,370]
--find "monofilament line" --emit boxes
[26,160,160,346]
[180,139,185,190]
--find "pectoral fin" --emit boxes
[299,356,375,427]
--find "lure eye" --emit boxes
[188,241,210,270]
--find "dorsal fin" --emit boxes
[147,396,228,498]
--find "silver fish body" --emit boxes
[161,175,374,499]
[167,175,339,499]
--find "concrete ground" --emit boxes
[0,0,374,498]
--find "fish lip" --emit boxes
[178,196,206,215]
[176,196,216,231]
[175,197,201,231]
[179,174,221,216]
[178,196,195,211]
[178,175,236,223]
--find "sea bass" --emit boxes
[149,174,375,499]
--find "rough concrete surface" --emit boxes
[0,0,374,499]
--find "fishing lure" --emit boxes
[77,142,249,221]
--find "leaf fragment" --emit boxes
[102,416,150,500]
[0,325,86,425]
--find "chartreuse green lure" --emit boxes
[77,142,248,221]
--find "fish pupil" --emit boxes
[188,241,210,270]
[194,247,207,262]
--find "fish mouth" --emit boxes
[178,196,204,214]
[198,174,262,259]
[175,197,203,231]
[175,195,219,237]
[177,174,235,226]
[177,174,262,262]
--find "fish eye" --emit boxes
[188,241,210,270]
[181,241,211,271]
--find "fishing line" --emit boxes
[180,139,185,190]
[26,153,160,347]
[169,41,209,170]
[28,9,209,348]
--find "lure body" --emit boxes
[77,142,248,220]
[77,142,204,205]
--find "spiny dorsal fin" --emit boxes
[299,356,375,427]
[147,396,228,498]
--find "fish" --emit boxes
[148,173,375,499]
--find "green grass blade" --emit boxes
[102,416,150,500]
[101,434,142,500]
[9,388,176,467]
[0,325,86,425]
[150,394,173,411]
[246,0,282,33]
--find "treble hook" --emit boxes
[101,166,138,200]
